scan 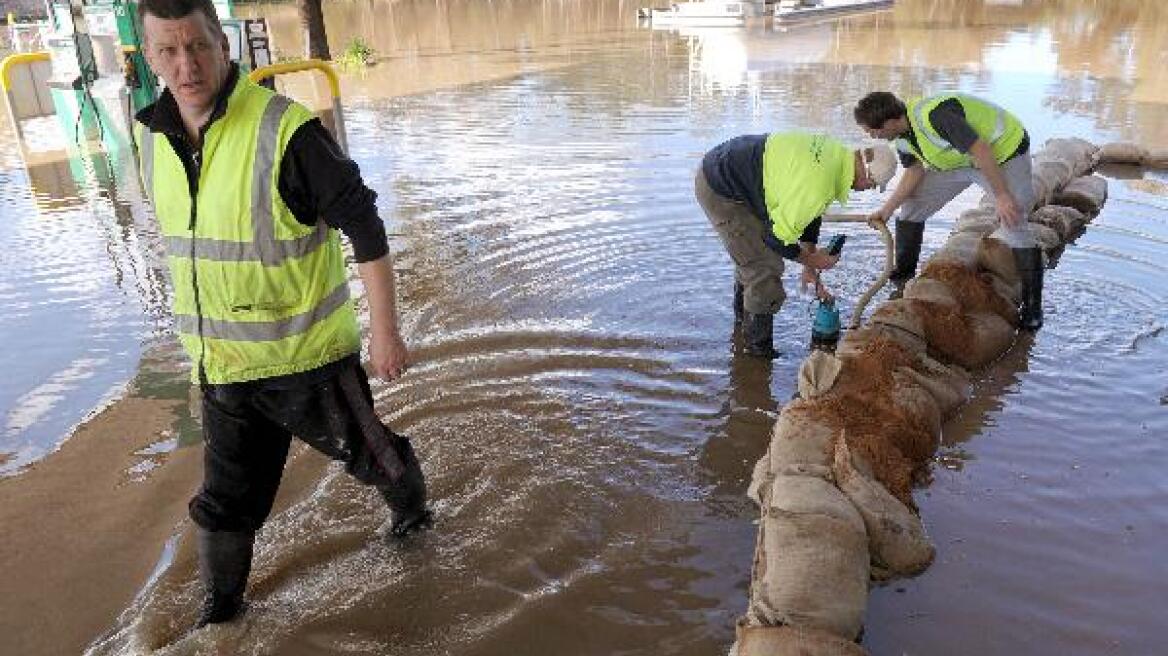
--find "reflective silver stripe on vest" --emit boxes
[173,281,350,341]
[980,97,1008,143]
[165,93,328,265]
[914,94,1007,150]
[140,127,154,200]
[253,94,296,266]
[163,227,327,262]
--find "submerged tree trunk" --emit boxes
[298,0,331,60]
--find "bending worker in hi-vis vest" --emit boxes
[854,91,1044,330]
[696,132,898,358]
[134,0,431,629]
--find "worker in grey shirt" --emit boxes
[854,91,1044,330]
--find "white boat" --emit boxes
[775,0,893,23]
[640,1,749,27]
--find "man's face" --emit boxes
[862,118,903,141]
[142,11,230,116]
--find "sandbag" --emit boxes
[749,473,869,640]
[869,299,927,342]
[833,438,934,579]
[1042,137,1099,178]
[984,270,1021,308]
[890,370,942,444]
[767,401,839,471]
[927,232,981,269]
[914,304,1015,370]
[1053,175,1108,215]
[1144,148,1168,169]
[733,623,868,656]
[953,208,999,236]
[837,324,928,359]
[799,349,843,400]
[960,311,1016,368]
[899,354,970,419]
[747,455,771,507]
[902,276,959,307]
[1030,205,1086,240]
[922,258,1018,325]
[975,236,1020,286]
[1095,142,1148,166]
[1029,221,1063,253]
[1031,158,1072,206]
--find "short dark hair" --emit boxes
[854,92,907,129]
[137,0,222,33]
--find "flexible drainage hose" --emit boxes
[821,213,893,329]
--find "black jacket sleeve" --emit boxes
[762,216,821,260]
[277,119,389,263]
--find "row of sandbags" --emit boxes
[731,138,1117,655]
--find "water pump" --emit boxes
[810,234,846,351]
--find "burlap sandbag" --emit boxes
[898,354,970,419]
[958,311,1015,368]
[869,299,927,342]
[1053,175,1109,215]
[1095,142,1148,166]
[890,369,942,443]
[921,258,1018,325]
[1030,205,1086,240]
[768,401,839,470]
[732,623,868,656]
[833,438,934,579]
[799,349,844,400]
[913,303,1015,370]
[1028,221,1063,253]
[837,324,928,358]
[953,208,1000,236]
[928,232,981,270]
[750,473,869,640]
[974,235,1019,286]
[750,460,836,508]
[1031,158,1072,206]
[1143,148,1168,169]
[1042,137,1099,178]
[903,276,959,307]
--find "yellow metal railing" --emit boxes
[249,59,348,154]
[1,51,50,91]
[2,51,52,145]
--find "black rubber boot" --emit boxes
[379,431,433,538]
[742,312,778,359]
[890,220,925,299]
[195,528,255,628]
[1013,247,1044,330]
[733,282,745,324]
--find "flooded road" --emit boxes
[1,0,1166,654]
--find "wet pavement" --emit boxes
[1,1,1166,654]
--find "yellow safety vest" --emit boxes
[899,93,1026,171]
[136,75,360,384]
[762,132,853,245]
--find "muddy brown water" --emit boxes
[1,1,1166,654]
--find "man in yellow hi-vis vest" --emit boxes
[136,0,430,628]
[696,132,898,357]
[854,91,1044,330]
